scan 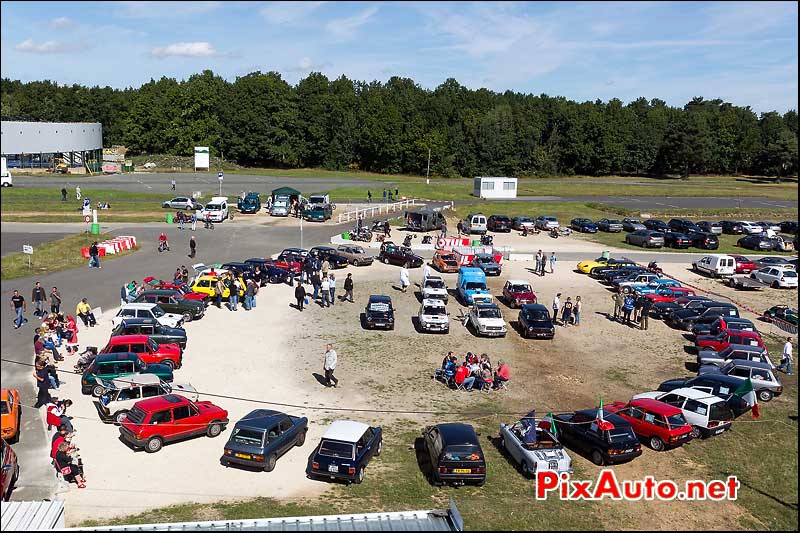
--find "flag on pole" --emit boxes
[596,398,614,430]
[546,412,558,438]
[522,410,537,445]
[733,378,760,418]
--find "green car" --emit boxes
[302,204,332,222]
[764,305,798,326]
[81,353,174,396]
[134,289,205,322]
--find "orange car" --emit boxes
[1,389,21,444]
[431,250,461,273]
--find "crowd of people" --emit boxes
[550,293,583,327]
[434,351,510,392]
[610,288,653,329]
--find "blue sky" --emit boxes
[1,1,797,112]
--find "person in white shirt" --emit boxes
[323,344,338,387]
[552,293,561,323]
[422,263,432,285]
[321,277,331,308]
[399,267,410,293]
[778,337,793,375]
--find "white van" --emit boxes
[693,254,736,277]
[1,157,11,187]
[462,213,488,235]
[633,387,733,439]
[201,196,229,222]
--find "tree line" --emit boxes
[2,70,797,178]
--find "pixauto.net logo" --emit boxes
[536,470,740,501]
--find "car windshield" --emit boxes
[517,217,532,222]
[426,279,445,289]
[0,402,8,415]
[606,427,636,443]
[423,305,446,316]
[465,282,486,291]
[206,204,222,211]
[666,413,688,428]
[369,302,390,312]
[319,439,354,459]
[442,445,482,461]
[151,306,165,318]
[231,427,265,447]
[441,254,457,262]
[126,406,146,425]
[510,284,531,293]
[273,200,287,208]
[524,310,550,321]
[478,307,502,319]
[148,339,159,351]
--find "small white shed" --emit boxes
[473,177,517,199]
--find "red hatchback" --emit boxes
[730,255,757,274]
[119,394,228,453]
[605,399,693,451]
[143,277,209,306]
[696,329,765,353]
[645,286,696,304]
[100,334,183,369]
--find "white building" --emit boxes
[0,121,103,172]
[473,176,517,199]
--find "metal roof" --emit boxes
[322,420,370,443]
[1,501,65,531]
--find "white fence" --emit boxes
[337,198,418,224]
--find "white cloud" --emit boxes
[151,42,218,58]
[14,39,88,54]
[325,6,378,41]
[115,1,222,19]
[49,17,73,29]
[261,1,326,25]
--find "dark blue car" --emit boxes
[244,258,292,284]
[221,410,308,471]
[307,420,382,484]
[570,218,598,233]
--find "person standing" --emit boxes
[323,344,338,388]
[311,271,321,301]
[551,293,561,323]
[177,211,185,230]
[76,298,97,327]
[777,337,794,375]
[367,190,372,203]
[399,266,410,293]
[181,265,189,284]
[328,274,336,305]
[440,220,448,239]
[321,276,331,308]
[188,236,197,258]
[33,361,52,408]
[535,250,543,276]
[343,273,354,303]
[640,296,652,330]
[622,294,635,325]
[382,189,387,202]
[612,289,623,320]
[549,252,557,274]
[75,186,81,200]
[171,178,176,191]
[633,294,644,324]
[190,212,197,231]
[229,277,240,311]
[244,278,255,310]
[574,296,582,326]
[214,278,224,309]
[50,287,62,314]
[11,290,26,329]
[32,281,46,318]
[89,241,100,268]
[384,220,391,237]
[61,187,67,202]
[321,258,330,279]
[295,282,307,311]
[561,297,574,326]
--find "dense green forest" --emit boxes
[2,70,797,178]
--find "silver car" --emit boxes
[535,216,559,230]
[336,244,374,266]
[625,230,665,248]
[499,419,572,477]
[698,360,782,402]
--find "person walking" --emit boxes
[574,296,582,326]
[549,252,557,274]
[32,281,46,318]
[321,276,331,308]
[33,360,52,408]
[561,297,574,326]
[171,178,176,191]
[76,186,81,200]
[50,287,62,315]
[323,344,339,388]
[612,289,623,320]
[61,187,67,202]
[343,273,354,302]
[329,274,336,305]
[384,220,391,237]
[294,282,307,311]
[399,266,410,293]
[188,236,197,258]
[11,290,26,329]
[552,293,561,323]
[89,241,100,268]
[76,298,97,327]
[640,296,652,330]
[367,190,372,203]
[382,189,387,202]
[777,337,794,375]
[190,212,197,231]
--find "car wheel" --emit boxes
[690,426,702,439]
[114,411,129,424]
[264,454,277,472]
[354,467,365,485]
[591,450,604,466]
[750,273,756,279]
[375,440,382,456]
[650,436,664,451]
[772,281,780,289]
[163,359,175,370]
[145,436,163,453]
[758,390,773,402]
[404,261,411,269]
[522,461,532,478]
[296,429,307,447]
[182,312,193,323]
[92,384,105,397]
[383,257,390,264]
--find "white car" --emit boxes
[752,267,798,288]
[94,374,198,424]
[535,216,560,230]
[499,419,573,477]
[162,197,198,210]
[465,295,507,337]
[112,303,184,329]
[737,221,764,234]
[421,276,448,303]
[417,298,450,333]
[199,196,229,222]
[633,388,733,439]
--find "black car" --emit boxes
[134,290,205,322]
[422,423,486,486]
[687,231,719,250]
[377,242,424,268]
[221,262,255,277]
[307,420,382,485]
[243,258,292,284]
[222,410,308,472]
[308,246,349,269]
[737,234,774,251]
[668,218,701,234]
[570,218,598,233]
[553,409,642,466]
[657,375,752,418]
[110,318,187,350]
[487,215,513,233]
[471,254,502,276]
[598,266,645,283]
[667,302,739,330]
[596,218,623,232]
[589,262,637,278]
[364,295,394,330]
[697,221,723,235]
[663,231,693,249]
[779,221,798,234]
[517,304,555,339]
[652,296,713,320]
[643,219,670,232]
[720,221,744,235]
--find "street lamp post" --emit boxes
[426,147,431,185]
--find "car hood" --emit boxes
[476,317,506,327]
[423,287,448,295]
[509,291,536,300]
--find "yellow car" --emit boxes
[190,275,245,299]
[577,257,611,274]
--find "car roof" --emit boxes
[112,374,161,388]
[322,420,370,442]
[368,295,392,303]
[723,330,761,338]
[628,398,683,416]
[726,360,773,370]
[722,343,765,353]
[669,388,725,403]
[120,303,157,310]
[689,374,745,386]
[107,334,150,343]
[436,423,479,445]
[119,318,159,326]
[506,280,531,286]
[96,352,138,362]
[235,409,287,430]
[421,298,446,306]
[132,394,189,411]
[521,303,549,312]
[575,409,630,427]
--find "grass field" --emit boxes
[1,232,139,280]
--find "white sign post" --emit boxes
[84,214,91,233]
[194,147,210,171]
[218,171,223,196]
[23,244,33,269]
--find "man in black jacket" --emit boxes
[32,281,47,317]
[89,242,100,268]
[640,296,652,330]
[294,283,307,311]
[343,273,354,303]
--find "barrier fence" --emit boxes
[337,198,417,224]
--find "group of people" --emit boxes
[611,288,652,329]
[535,250,557,276]
[551,293,583,326]
[436,351,510,391]
[293,255,355,311]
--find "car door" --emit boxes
[265,423,282,455]
[96,361,119,380]
[171,404,204,437]
[424,427,439,466]
[108,342,131,354]
[277,417,296,454]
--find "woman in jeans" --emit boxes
[574,296,582,326]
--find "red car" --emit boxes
[502,280,536,308]
[143,277,209,306]
[1,438,19,501]
[645,286,696,303]
[730,255,757,274]
[275,251,304,274]
[119,394,228,453]
[100,334,183,369]
[696,329,765,353]
[605,399,693,451]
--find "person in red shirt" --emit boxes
[493,360,511,389]
[717,316,727,332]
[454,365,469,386]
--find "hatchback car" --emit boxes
[730,255,757,274]
[535,216,559,230]
[643,219,670,232]
[81,353,174,396]
[422,423,486,486]
[656,374,753,418]
[517,304,555,339]
[100,334,183,369]
[487,215,513,233]
[364,295,395,330]
[470,254,501,276]
[698,360,782,401]
[622,218,646,232]
[308,247,349,269]
[112,303,183,329]
[737,234,774,251]
[378,242,424,268]
[721,221,744,234]
[307,420,382,484]
[502,280,536,308]
[752,267,798,288]
[663,232,693,249]
[668,218,702,234]
[697,221,723,234]
[633,388,733,439]
[605,399,693,451]
[94,374,197,424]
[417,298,450,334]
[111,318,187,350]
[133,290,204,322]
[553,409,642,466]
[696,344,772,368]
[512,216,536,231]
[335,245,374,266]
[222,410,308,472]
[687,231,719,250]
[625,230,664,248]
[596,218,624,232]
[431,251,460,273]
[1,389,21,444]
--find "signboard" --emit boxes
[218,171,224,180]
[194,147,210,170]
[84,215,91,223]
[22,245,33,254]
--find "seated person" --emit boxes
[465,352,478,366]
[441,351,455,370]
[454,364,470,389]
[479,353,492,371]
[493,360,510,389]
[54,442,86,488]
[477,367,493,390]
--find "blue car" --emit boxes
[221,410,308,471]
[307,420,382,485]
[570,218,598,233]
[244,258,292,284]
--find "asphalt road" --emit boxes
[1,232,77,257]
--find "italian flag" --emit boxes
[597,398,614,431]
[733,378,760,418]
[546,412,558,438]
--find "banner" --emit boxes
[194,147,210,170]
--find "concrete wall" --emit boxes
[1,121,103,155]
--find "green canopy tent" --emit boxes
[271,186,301,197]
